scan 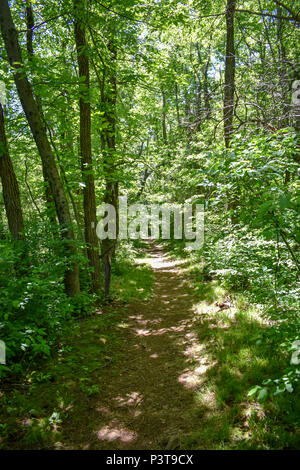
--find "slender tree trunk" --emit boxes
[59,130,85,242]
[162,89,167,144]
[101,37,118,298]
[203,57,211,119]
[277,8,290,182]
[292,77,300,166]
[74,0,101,293]
[25,0,34,57]
[25,0,57,225]
[0,202,6,239]
[184,88,191,136]
[195,84,202,127]
[89,32,118,297]
[0,104,25,241]
[223,0,236,148]
[195,43,203,125]
[195,42,211,120]
[0,0,80,296]
[223,0,238,222]
[175,82,181,126]
[61,42,85,240]
[277,7,290,129]
[293,80,300,135]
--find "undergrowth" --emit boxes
[0,239,154,449]
[165,238,300,449]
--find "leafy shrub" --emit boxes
[0,218,93,379]
[175,130,300,397]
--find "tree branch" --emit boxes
[236,8,299,23]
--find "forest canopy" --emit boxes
[0,0,299,451]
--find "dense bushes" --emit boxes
[0,220,155,379]
[163,130,299,399]
[193,130,300,397]
[0,218,94,378]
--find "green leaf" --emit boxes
[257,387,268,402]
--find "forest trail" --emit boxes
[62,243,206,450]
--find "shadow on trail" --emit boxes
[60,244,295,450]
[62,245,205,449]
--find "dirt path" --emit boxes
[62,243,206,450]
[2,241,297,450]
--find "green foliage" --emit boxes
[0,218,94,379]
[163,259,300,449]
[111,241,154,302]
[165,130,300,402]
[0,0,300,451]
[0,301,125,449]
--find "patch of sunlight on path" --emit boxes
[134,243,186,271]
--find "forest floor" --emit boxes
[1,243,299,449]
[62,243,207,450]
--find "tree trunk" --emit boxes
[0,103,25,241]
[25,0,34,57]
[277,6,289,129]
[0,0,80,296]
[203,57,211,119]
[101,37,118,298]
[223,0,236,148]
[25,0,57,225]
[195,42,211,121]
[175,82,181,126]
[162,89,168,144]
[74,0,101,293]
[293,80,300,135]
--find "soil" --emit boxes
[61,244,204,450]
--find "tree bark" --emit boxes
[277,6,289,128]
[25,0,34,57]
[175,82,181,126]
[195,42,211,120]
[162,89,167,144]
[101,37,118,298]
[0,0,80,296]
[0,103,25,241]
[74,0,101,293]
[25,0,57,225]
[223,0,236,148]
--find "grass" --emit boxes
[111,261,154,303]
[0,310,122,448]
[1,242,299,450]
[175,258,300,449]
[0,256,154,449]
